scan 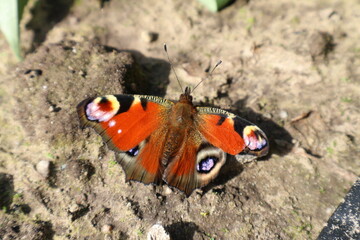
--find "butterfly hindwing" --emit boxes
[77,94,173,184]
[116,128,168,184]
[196,107,269,157]
[163,134,226,196]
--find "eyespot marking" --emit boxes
[126,146,139,157]
[85,95,120,122]
[197,156,219,174]
[243,126,268,150]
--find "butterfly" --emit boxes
[77,86,269,195]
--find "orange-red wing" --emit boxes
[100,101,163,151]
[77,94,173,185]
[196,111,245,155]
[117,128,168,185]
[196,107,269,156]
[163,139,199,196]
[163,135,227,196]
[77,94,172,152]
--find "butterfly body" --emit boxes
[77,87,268,195]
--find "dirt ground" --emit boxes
[0,0,359,239]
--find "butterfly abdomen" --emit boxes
[162,100,199,160]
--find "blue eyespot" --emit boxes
[197,156,218,173]
[126,146,139,157]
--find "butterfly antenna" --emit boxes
[192,60,222,93]
[163,43,183,92]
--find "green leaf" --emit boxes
[197,0,232,12]
[0,0,29,60]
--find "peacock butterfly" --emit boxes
[77,84,269,195]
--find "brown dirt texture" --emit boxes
[0,0,359,239]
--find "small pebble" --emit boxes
[147,224,170,240]
[308,31,333,59]
[228,201,236,210]
[75,193,88,205]
[162,186,173,195]
[60,164,67,170]
[263,113,272,119]
[279,110,288,119]
[69,203,80,213]
[36,160,51,178]
[78,70,86,77]
[141,31,159,43]
[102,224,113,234]
[325,207,334,215]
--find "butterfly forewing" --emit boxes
[196,107,269,157]
[77,94,173,184]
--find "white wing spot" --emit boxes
[109,120,116,127]
[117,129,122,134]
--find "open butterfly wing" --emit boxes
[163,136,226,196]
[196,107,269,157]
[77,94,173,184]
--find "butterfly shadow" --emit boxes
[103,46,171,97]
[202,155,244,194]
